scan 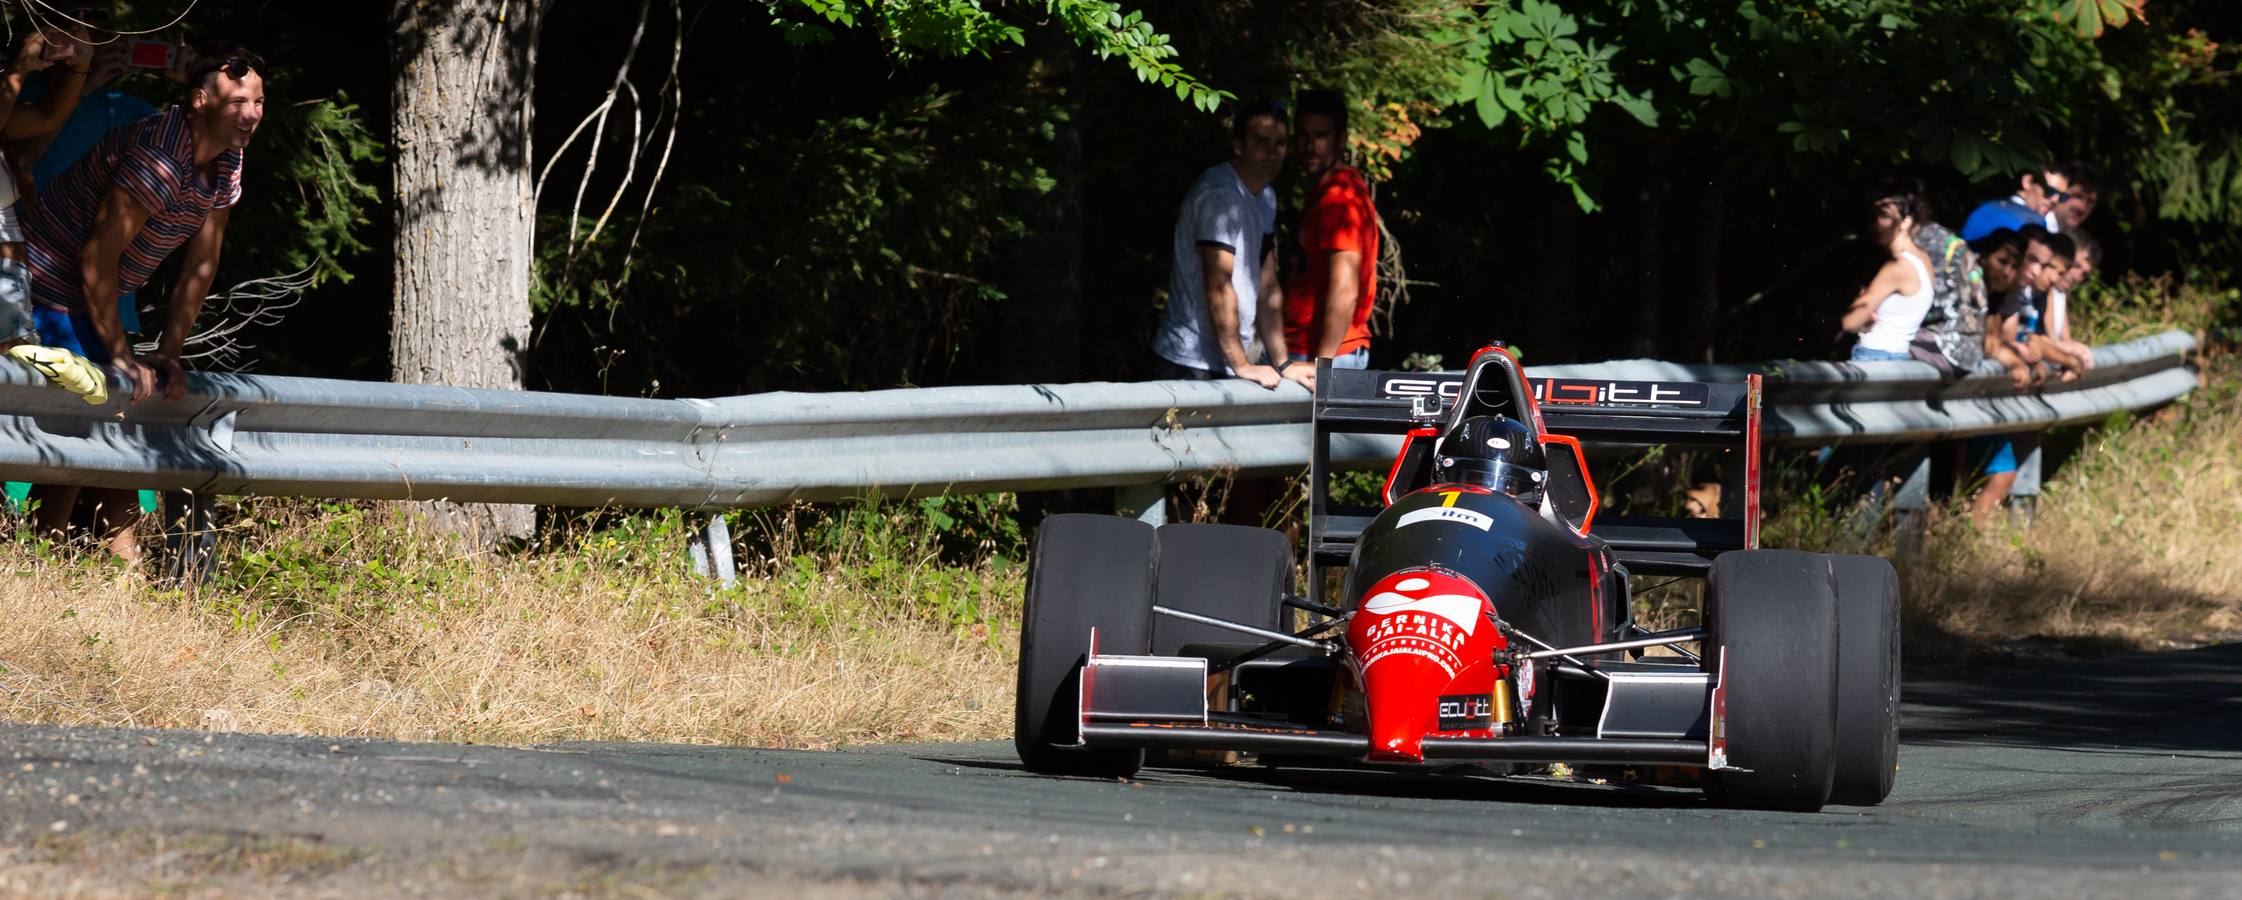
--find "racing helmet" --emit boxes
[1433,415,1547,504]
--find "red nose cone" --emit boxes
[1347,568,1499,763]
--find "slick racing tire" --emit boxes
[1150,523,1293,657]
[1015,514,1156,779]
[1828,554,1901,807]
[1702,550,1839,812]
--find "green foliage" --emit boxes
[1676,1,2108,180]
[775,493,1025,569]
[1327,469,1385,508]
[743,494,1026,634]
[552,505,700,584]
[1445,0,1656,210]
[1255,0,1480,180]
[537,80,1065,390]
[2111,19,2242,243]
[2043,0,2148,38]
[244,96,386,285]
[771,0,1229,111]
[2069,275,2242,345]
[204,501,472,629]
[1037,0,1231,111]
[1436,0,2161,208]
[776,0,1027,56]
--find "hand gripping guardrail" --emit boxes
[0,330,2197,508]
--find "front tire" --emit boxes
[1828,554,1901,806]
[1014,515,1155,778]
[1702,550,1839,812]
[1150,523,1291,656]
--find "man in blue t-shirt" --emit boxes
[1958,167,2069,243]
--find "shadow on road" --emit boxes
[920,752,1712,810]
[1903,641,2242,756]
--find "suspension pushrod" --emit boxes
[1151,605,1331,651]
[1523,628,1706,660]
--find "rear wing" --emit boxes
[1309,359,1764,585]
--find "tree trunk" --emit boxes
[390,0,541,543]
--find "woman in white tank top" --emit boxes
[1840,191,1934,362]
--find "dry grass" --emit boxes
[0,501,1023,747]
[1897,365,2242,659]
[1767,349,2242,666]
[1627,276,2241,664]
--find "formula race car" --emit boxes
[1013,345,1901,812]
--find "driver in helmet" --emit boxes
[1432,414,1547,505]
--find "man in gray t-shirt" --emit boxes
[1152,101,1311,390]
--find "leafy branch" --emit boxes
[1444,0,1656,211]
[771,0,1229,112]
[1036,0,1230,112]
[2041,0,2147,39]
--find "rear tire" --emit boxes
[1828,554,1901,806]
[1150,523,1292,656]
[1702,550,1839,812]
[1014,515,1155,778]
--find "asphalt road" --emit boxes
[4,644,2241,897]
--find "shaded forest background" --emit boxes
[81,0,2242,397]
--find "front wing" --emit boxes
[1076,631,1731,769]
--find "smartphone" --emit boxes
[127,40,178,70]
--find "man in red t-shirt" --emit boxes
[1282,89,1379,387]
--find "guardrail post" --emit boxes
[686,511,737,589]
[159,491,217,588]
[1117,483,1166,526]
[1891,454,1930,560]
[2008,443,2043,529]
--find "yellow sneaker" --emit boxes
[8,344,109,405]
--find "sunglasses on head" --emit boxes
[189,54,265,83]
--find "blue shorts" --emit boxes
[1850,345,1913,362]
[32,305,111,364]
[1972,436,2019,475]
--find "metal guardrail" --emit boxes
[0,330,2197,509]
[1536,328,2200,444]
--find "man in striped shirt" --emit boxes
[24,46,262,561]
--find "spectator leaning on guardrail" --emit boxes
[1968,229,2036,392]
[1281,89,1379,385]
[1907,194,1988,377]
[1997,228,2088,382]
[2046,229,2100,371]
[1151,99,1310,392]
[17,18,187,353]
[2051,162,2099,232]
[1959,164,2067,243]
[1839,181,1935,362]
[23,43,261,564]
[1968,227,2086,525]
[0,21,107,402]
